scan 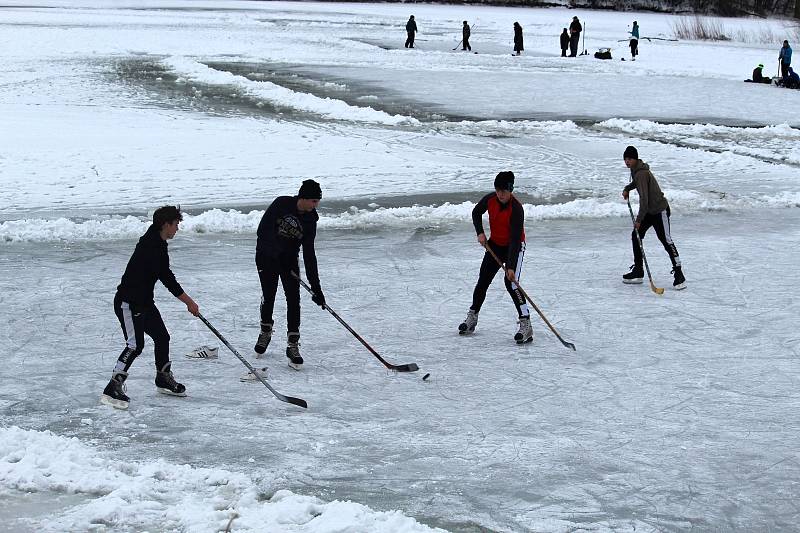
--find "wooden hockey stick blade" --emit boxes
[650,282,665,295]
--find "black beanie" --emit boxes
[623,146,639,160]
[298,179,322,199]
[494,171,515,191]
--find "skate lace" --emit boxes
[257,329,272,343]
[160,371,177,387]
[287,342,301,358]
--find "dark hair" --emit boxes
[623,146,639,160]
[494,171,515,192]
[153,205,183,229]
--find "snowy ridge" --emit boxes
[164,56,419,125]
[0,426,444,533]
[4,191,800,243]
[597,119,800,165]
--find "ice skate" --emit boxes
[155,362,186,396]
[100,371,129,410]
[514,316,533,344]
[622,264,644,284]
[254,322,273,357]
[458,309,479,335]
[672,266,686,290]
[286,333,303,370]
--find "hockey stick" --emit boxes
[291,271,419,372]
[197,313,308,408]
[482,243,576,351]
[626,199,664,295]
[453,20,478,51]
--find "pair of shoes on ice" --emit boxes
[622,264,686,290]
[100,363,186,410]
[458,310,533,344]
[254,324,304,370]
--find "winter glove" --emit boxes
[311,287,326,308]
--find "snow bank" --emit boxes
[0,426,444,533]
[164,56,419,125]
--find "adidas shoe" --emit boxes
[286,333,303,370]
[100,371,129,410]
[514,316,533,344]
[240,366,269,382]
[254,322,273,357]
[184,345,219,359]
[155,363,186,397]
[672,266,686,290]
[458,309,479,335]
[622,264,644,284]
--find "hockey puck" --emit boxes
[422,373,430,381]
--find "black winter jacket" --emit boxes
[116,225,184,307]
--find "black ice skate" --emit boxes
[514,316,533,344]
[458,309,479,335]
[254,322,273,357]
[286,333,303,370]
[155,362,186,396]
[100,371,129,410]
[622,264,644,284]
[672,266,686,290]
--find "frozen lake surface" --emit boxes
[1,1,799,531]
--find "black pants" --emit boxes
[113,293,170,373]
[569,34,579,56]
[257,253,301,333]
[631,208,681,269]
[781,62,790,78]
[405,31,415,48]
[561,48,567,57]
[470,240,529,318]
[630,39,638,57]
[463,37,471,51]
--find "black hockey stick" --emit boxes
[627,199,664,295]
[197,313,307,408]
[292,271,419,372]
[483,243,576,351]
[453,20,478,51]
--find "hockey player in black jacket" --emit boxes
[254,180,325,369]
[100,206,199,410]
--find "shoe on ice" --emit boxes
[185,345,219,359]
[514,316,533,344]
[458,309,479,335]
[155,363,186,396]
[622,264,644,284]
[672,266,686,290]
[286,333,303,370]
[240,366,269,382]
[100,371,129,410]
[254,322,273,357]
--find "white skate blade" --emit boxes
[515,336,533,345]
[156,387,187,397]
[100,394,129,410]
[240,367,269,382]
[674,282,687,290]
[287,361,302,371]
[622,278,644,284]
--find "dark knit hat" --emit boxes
[494,171,515,192]
[298,179,322,199]
[623,145,639,160]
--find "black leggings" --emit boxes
[470,240,529,318]
[632,208,680,268]
[257,254,301,333]
[113,294,170,372]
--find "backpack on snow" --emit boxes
[594,48,612,60]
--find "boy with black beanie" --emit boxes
[459,171,532,344]
[254,179,325,369]
[621,146,686,289]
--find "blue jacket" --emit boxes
[629,25,639,39]
[779,45,792,65]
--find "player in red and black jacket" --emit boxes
[458,171,533,344]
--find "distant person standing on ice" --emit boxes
[778,40,792,78]
[254,180,326,370]
[560,28,569,57]
[513,22,524,55]
[462,21,472,51]
[100,206,199,410]
[569,16,582,57]
[458,171,533,344]
[621,146,686,290]
[628,21,639,61]
[405,15,417,48]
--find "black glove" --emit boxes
[311,287,326,308]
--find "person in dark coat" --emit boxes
[513,22,523,56]
[785,66,800,88]
[745,64,771,84]
[560,28,569,57]
[462,21,471,51]
[569,16,582,57]
[405,15,417,48]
